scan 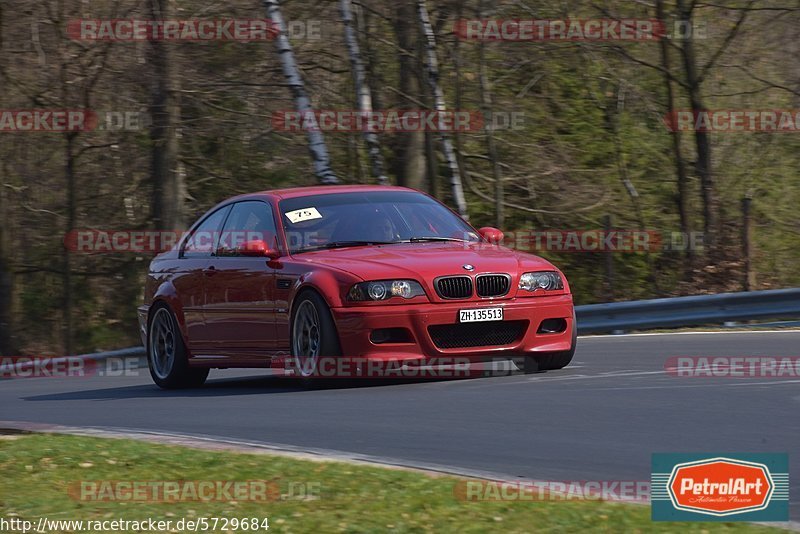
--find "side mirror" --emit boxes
[478,227,504,244]
[236,239,280,259]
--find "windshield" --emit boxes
[279,191,480,254]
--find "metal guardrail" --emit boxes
[5,290,798,374]
[575,288,800,334]
[0,347,147,380]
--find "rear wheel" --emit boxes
[290,291,341,386]
[148,305,209,389]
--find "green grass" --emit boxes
[0,434,783,533]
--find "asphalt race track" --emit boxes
[2,331,799,520]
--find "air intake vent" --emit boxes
[428,321,527,349]
[476,274,511,297]
[435,276,473,299]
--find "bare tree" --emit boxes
[264,0,338,184]
[477,0,503,228]
[657,0,692,263]
[0,2,13,355]
[675,0,754,257]
[392,1,426,190]
[416,0,468,218]
[147,0,185,231]
[676,0,715,253]
[340,0,387,184]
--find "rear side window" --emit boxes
[217,201,277,256]
[182,205,230,258]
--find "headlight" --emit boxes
[348,280,426,301]
[518,271,563,292]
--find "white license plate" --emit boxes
[459,307,504,323]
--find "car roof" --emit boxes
[247,184,419,201]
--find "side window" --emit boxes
[181,206,230,258]
[217,201,277,256]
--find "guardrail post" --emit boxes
[742,195,754,291]
[604,214,614,300]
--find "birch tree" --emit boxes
[416,0,468,218]
[340,0,387,185]
[263,0,338,184]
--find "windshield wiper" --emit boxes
[296,240,396,253]
[408,236,470,243]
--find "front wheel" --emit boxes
[148,305,209,389]
[290,291,341,386]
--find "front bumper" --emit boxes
[331,294,574,363]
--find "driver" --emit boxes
[359,208,397,243]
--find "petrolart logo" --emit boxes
[652,454,789,522]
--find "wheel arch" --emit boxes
[147,293,191,355]
[288,285,343,355]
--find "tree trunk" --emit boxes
[264,0,338,184]
[57,1,75,356]
[677,0,716,256]
[425,130,439,197]
[392,2,426,190]
[451,0,468,190]
[62,132,76,356]
[0,166,13,356]
[416,0,468,218]
[0,2,13,356]
[742,195,754,290]
[657,0,692,263]
[147,0,185,231]
[340,0,387,184]
[477,0,503,228]
[360,6,382,111]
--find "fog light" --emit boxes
[370,328,413,344]
[537,318,567,334]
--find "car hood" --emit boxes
[295,241,559,287]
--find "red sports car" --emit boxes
[138,185,576,388]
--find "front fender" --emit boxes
[289,268,360,312]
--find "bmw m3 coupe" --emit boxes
[139,185,576,388]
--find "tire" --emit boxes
[290,290,342,387]
[520,315,578,373]
[147,304,209,389]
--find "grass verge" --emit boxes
[0,434,783,533]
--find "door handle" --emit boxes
[203,266,217,276]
